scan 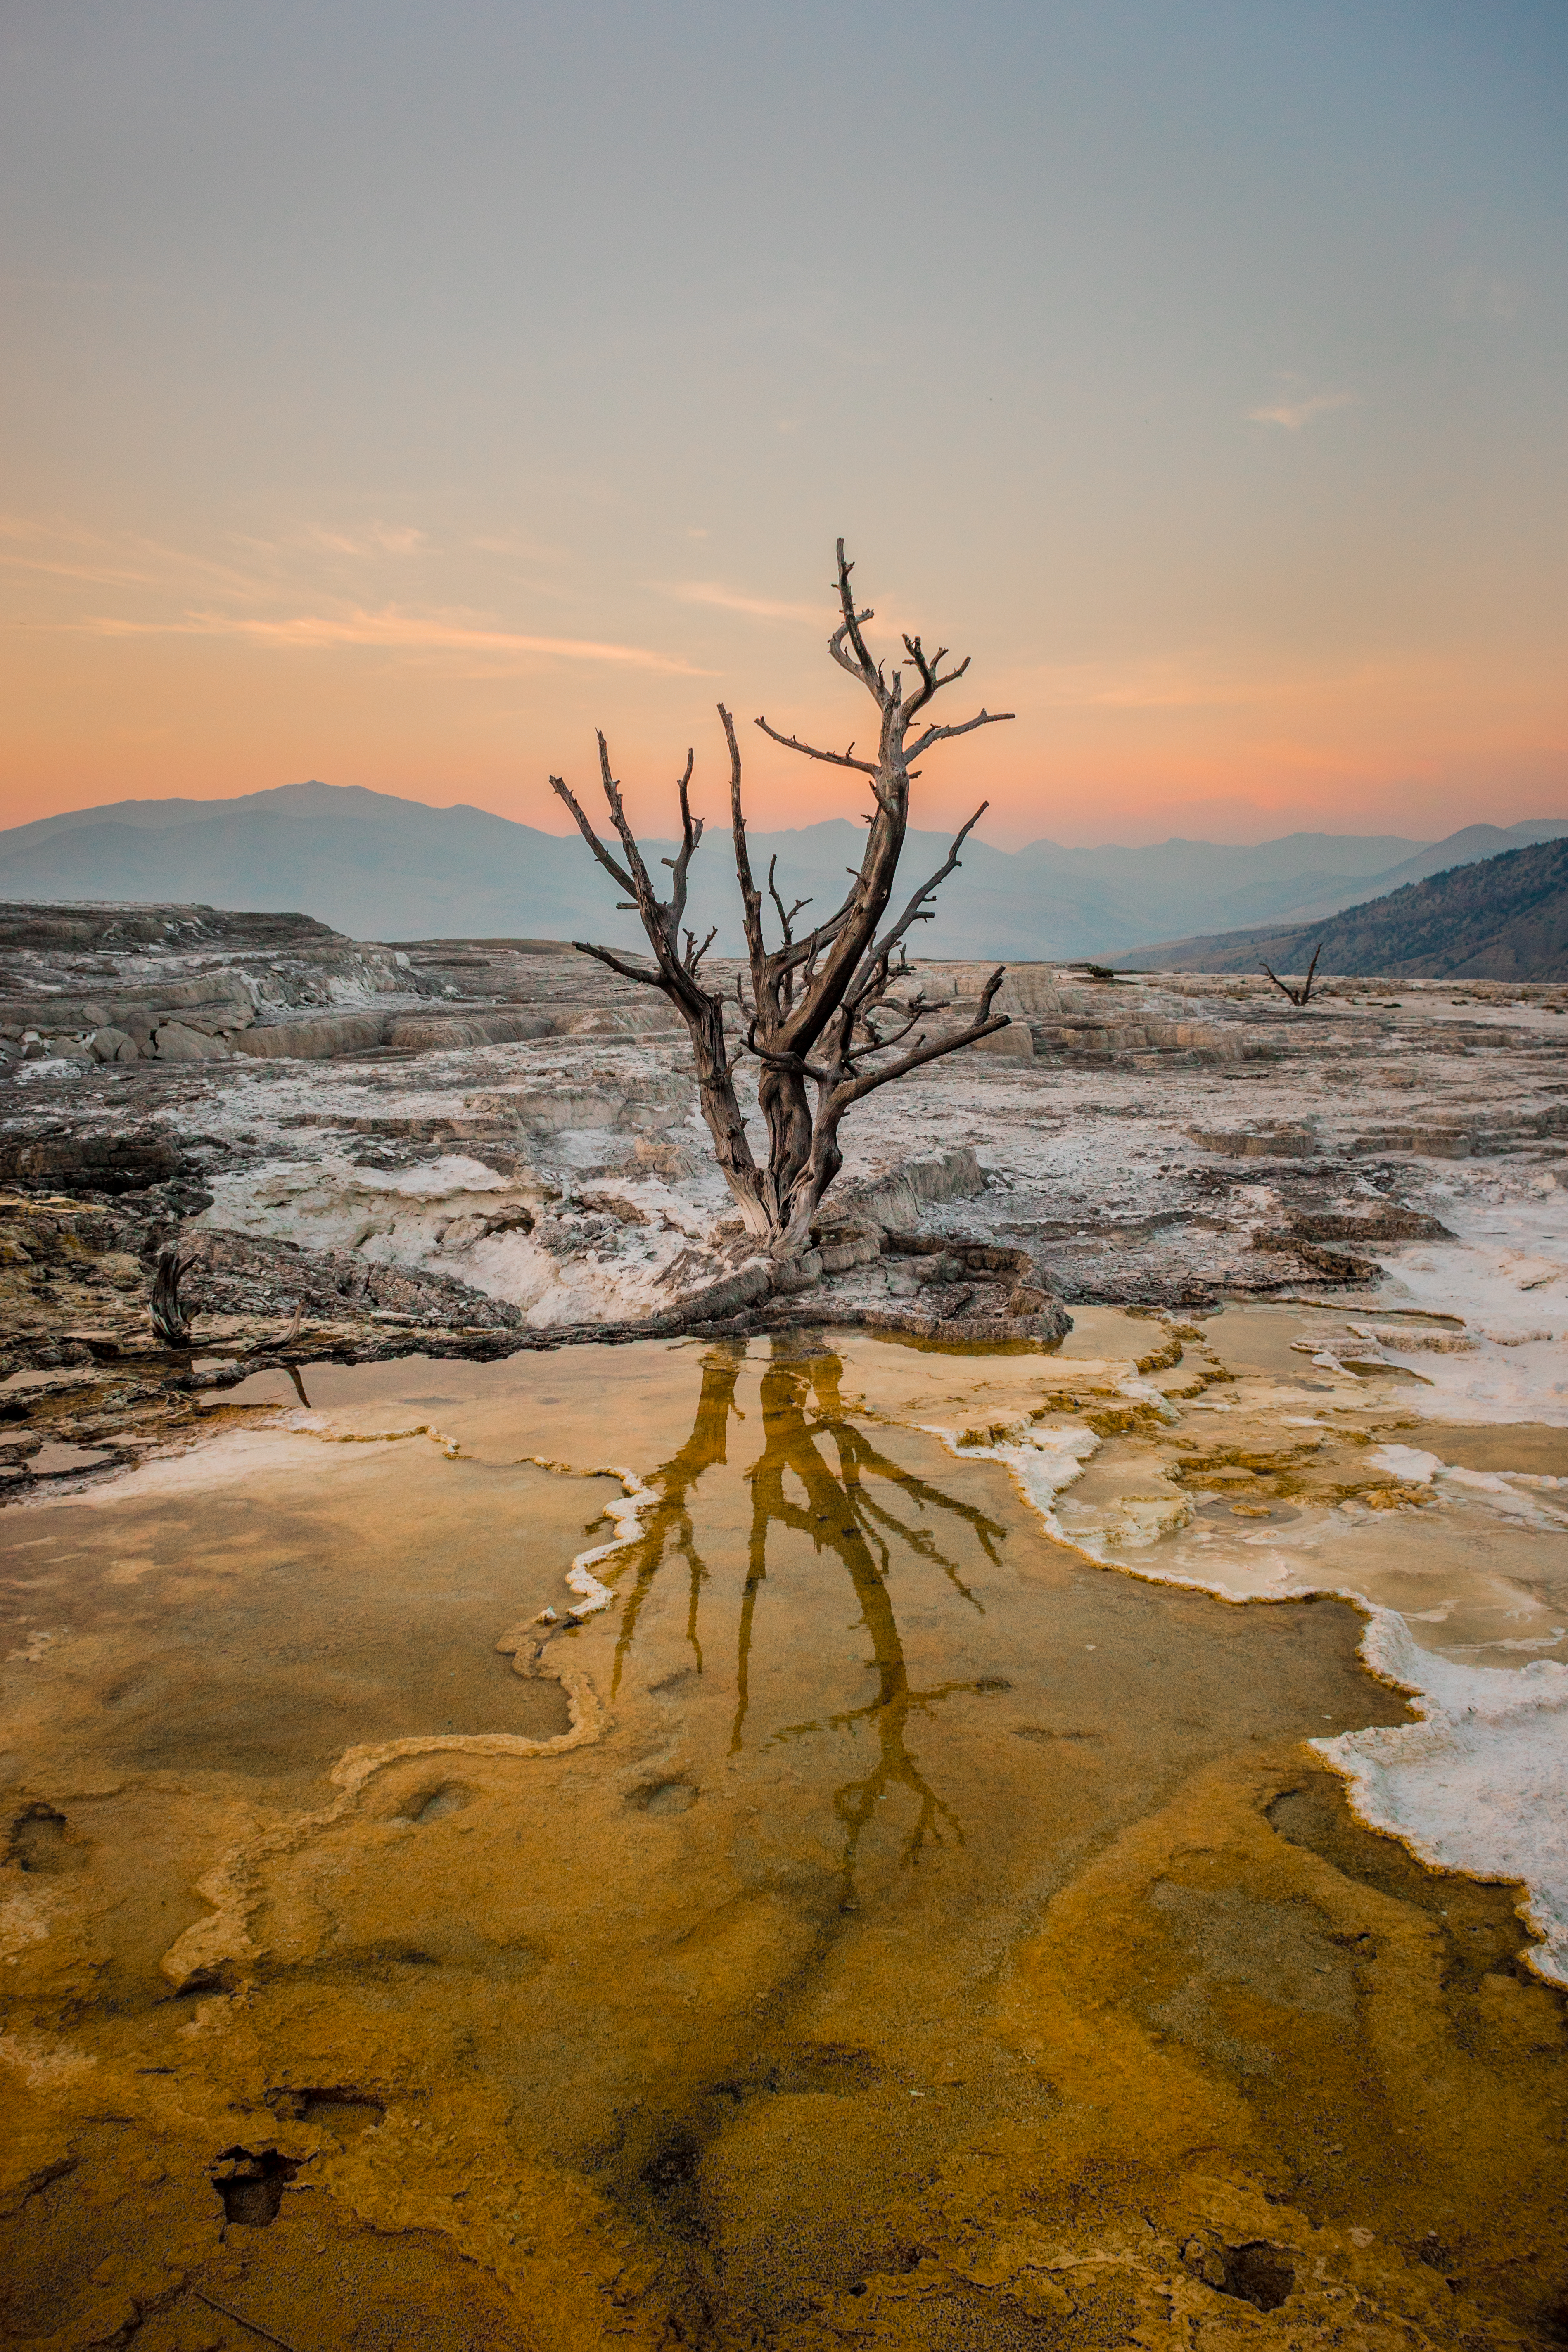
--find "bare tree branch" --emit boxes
[1261,941,1324,1007]
[764,854,812,946]
[851,802,989,1002]
[828,538,880,687]
[592,733,665,917]
[753,717,878,774]
[905,707,1015,763]
[900,634,971,724]
[740,1027,834,1086]
[842,995,949,1066]
[550,773,637,899]
[720,702,767,982]
[1300,941,1323,1003]
[572,939,668,990]
[838,972,1010,1105]
[666,748,703,938]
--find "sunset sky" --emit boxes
[2,0,1565,849]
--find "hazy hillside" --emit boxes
[1238,820,1568,925]
[1015,829,1413,932]
[0,780,1561,958]
[1125,837,1568,981]
[0,784,644,952]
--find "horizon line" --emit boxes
[4,775,1567,859]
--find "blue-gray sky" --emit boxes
[2,0,1564,843]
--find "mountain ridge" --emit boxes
[0,780,1562,960]
[1122,837,1568,981]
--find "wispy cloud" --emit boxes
[1246,389,1355,431]
[660,579,823,624]
[78,606,703,671]
[3,515,698,671]
[0,514,270,598]
[306,522,427,557]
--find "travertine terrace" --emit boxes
[3,901,1567,2350]
[3,899,1566,1388]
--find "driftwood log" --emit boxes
[149,1243,194,1348]
[552,542,1014,1260]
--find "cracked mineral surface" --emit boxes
[2,903,1567,2349]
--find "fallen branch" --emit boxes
[191,2290,303,2352]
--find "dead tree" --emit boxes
[150,1243,193,1347]
[1261,942,1323,1007]
[551,541,1013,1260]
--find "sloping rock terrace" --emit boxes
[1,900,1564,1489]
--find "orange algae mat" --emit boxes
[2,1334,1565,2351]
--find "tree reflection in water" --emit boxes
[610,1337,1010,1892]
[610,1347,744,1693]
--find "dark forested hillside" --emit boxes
[1126,837,1568,980]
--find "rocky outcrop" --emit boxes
[467,1078,696,1134]
[150,1020,233,1061]
[385,1011,558,1052]
[1188,1123,1318,1158]
[0,900,343,953]
[4,897,1566,1352]
[0,1130,186,1193]
[233,1013,391,1060]
[0,903,444,1067]
[845,1144,988,1232]
[85,1027,139,1063]
[0,970,258,1053]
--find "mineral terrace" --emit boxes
[5,899,1568,2350]
[2,896,1566,1480]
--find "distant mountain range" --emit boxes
[0,781,1563,961]
[1126,837,1568,982]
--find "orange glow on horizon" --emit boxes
[3,597,1562,849]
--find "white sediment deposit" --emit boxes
[916,1290,1568,1984]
